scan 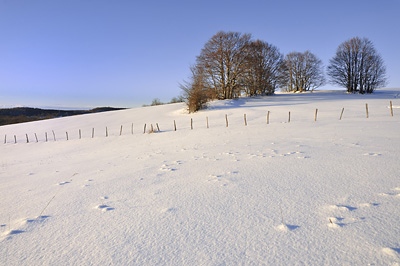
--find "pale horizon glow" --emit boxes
[1,0,399,109]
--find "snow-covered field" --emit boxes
[1,89,399,265]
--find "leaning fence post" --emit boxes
[244,114,247,126]
[26,134,29,143]
[120,125,123,136]
[366,103,369,118]
[156,123,160,132]
[340,108,345,120]
[35,133,38,143]
[390,101,393,116]
[314,108,318,122]
[52,130,56,141]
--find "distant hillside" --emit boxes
[0,107,126,126]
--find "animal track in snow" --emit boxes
[95,204,114,212]
[1,216,50,241]
[378,192,400,197]
[363,152,382,156]
[382,247,400,259]
[327,217,346,228]
[207,174,229,186]
[329,204,358,211]
[275,223,300,232]
[161,207,177,213]
[358,202,380,208]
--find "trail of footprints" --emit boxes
[325,196,397,229]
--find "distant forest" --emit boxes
[0,107,125,126]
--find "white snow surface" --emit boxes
[1,89,400,265]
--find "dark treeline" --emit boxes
[181,31,387,112]
[0,107,125,126]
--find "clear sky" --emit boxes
[1,0,399,109]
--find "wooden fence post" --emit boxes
[26,134,29,143]
[150,124,154,133]
[52,130,56,141]
[366,103,369,118]
[206,117,209,128]
[143,124,146,134]
[191,118,193,130]
[244,114,247,126]
[92,128,94,138]
[131,123,134,134]
[35,133,38,142]
[225,114,228,127]
[156,123,160,132]
[288,111,291,123]
[66,132,69,141]
[120,125,123,136]
[106,127,108,137]
[390,101,393,116]
[340,108,344,120]
[267,111,270,124]
[4,135,6,144]
[314,108,318,122]
[79,129,81,139]
[174,120,177,131]
[14,135,17,144]
[45,132,48,142]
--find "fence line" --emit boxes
[2,103,397,145]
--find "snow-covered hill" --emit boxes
[1,89,400,265]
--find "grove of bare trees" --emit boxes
[243,40,283,96]
[327,37,387,93]
[182,31,285,112]
[182,32,387,112]
[279,51,325,92]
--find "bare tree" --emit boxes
[196,31,252,100]
[279,51,325,92]
[243,40,283,96]
[180,64,209,113]
[327,37,387,93]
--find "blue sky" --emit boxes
[1,0,399,109]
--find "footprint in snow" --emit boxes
[161,207,177,213]
[276,223,300,232]
[363,152,382,156]
[330,204,357,211]
[207,174,229,186]
[378,192,400,197]
[382,247,400,258]
[327,217,346,228]
[1,216,50,241]
[359,202,380,207]
[95,204,114,212]
[58,181,71,185]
